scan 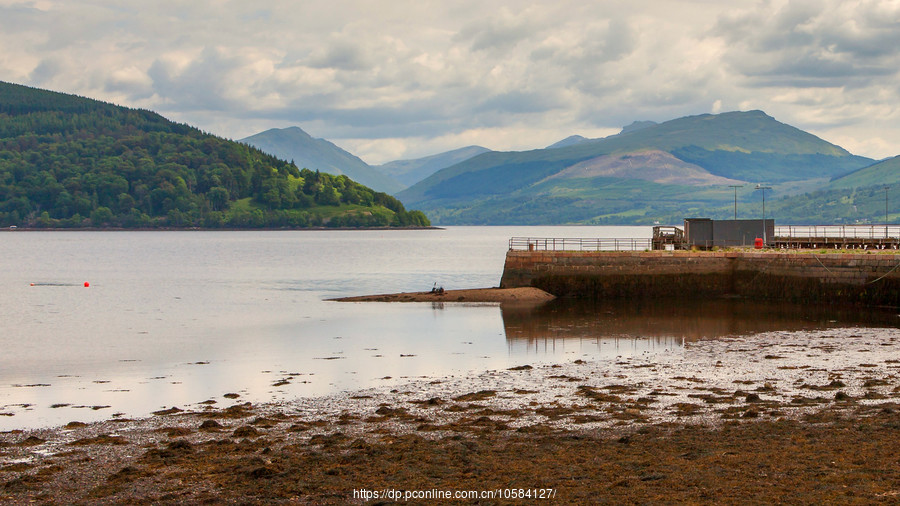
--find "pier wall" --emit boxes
[500,250,900,305]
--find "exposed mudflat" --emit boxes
[329,286,556,304]
[2,327,900,504]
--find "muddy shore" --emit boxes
[2,327,900,504]
[329,286,556,304]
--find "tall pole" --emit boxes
[884,185,890,239]
[755,185,772,246]
[729,185,744,220]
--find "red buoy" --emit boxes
[84,281,90,287]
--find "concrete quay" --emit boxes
[500,250,900,306]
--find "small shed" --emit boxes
[684,218,774,248]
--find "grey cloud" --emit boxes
[0,3,41,28]
[307,41,373,71]
[528,45,557,61]
[147,49,242,112]
[714,0,900,86]
[103,72,154,100]
[454,14,538,53]
[748,51,896,87]
[243,101,466,140]
[583,22,636,63]
[534,21,636,65]
[475,90,565,115]
[28,59,62,85]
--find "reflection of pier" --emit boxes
[505,332,682,360]
[500,298,900,354]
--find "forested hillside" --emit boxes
[0,81,429,228]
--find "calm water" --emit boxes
[1,227,897,429]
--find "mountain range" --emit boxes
[239,127,491,194]
[4,77,897,227]
[395,111,883,225]
[178,110,900,225]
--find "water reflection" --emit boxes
[501,298,900,356]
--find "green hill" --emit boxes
[0,81,429,229]
[397,111,873,225]
[741,156,900,225]
[759,184,894,225]
[239,126,404,193]
[828,156,900,189]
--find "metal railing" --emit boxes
[775,225,900,239]
[509,237,652,251]
[509,226,900,252]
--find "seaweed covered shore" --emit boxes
[2,327,900,504]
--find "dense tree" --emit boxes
[0,81,430,229]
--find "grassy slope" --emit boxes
[828,155,900,189]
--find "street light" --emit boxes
[728,185,744,220]
[884,185,890,239]
[755,184,772,246]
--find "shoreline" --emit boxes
[328,286,556,304]
[1,226,443,232]
[3,326,899,503]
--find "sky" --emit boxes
[1,0,899,165]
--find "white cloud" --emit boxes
[1,0,899,161]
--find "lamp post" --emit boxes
[728,185,744,220]
[755,184,772,246]
[884,185,890,239]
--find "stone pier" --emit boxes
[500,250,900,306]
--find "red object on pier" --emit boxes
[754,238,763,249]
[84,281,90,287]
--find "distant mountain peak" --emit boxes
[240,126,403,193]
[546,135,589,149]
[619,120,657,135]
[283,125,311,135]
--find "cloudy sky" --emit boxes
[1,0,899,164]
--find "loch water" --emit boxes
[1,226,897,429]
